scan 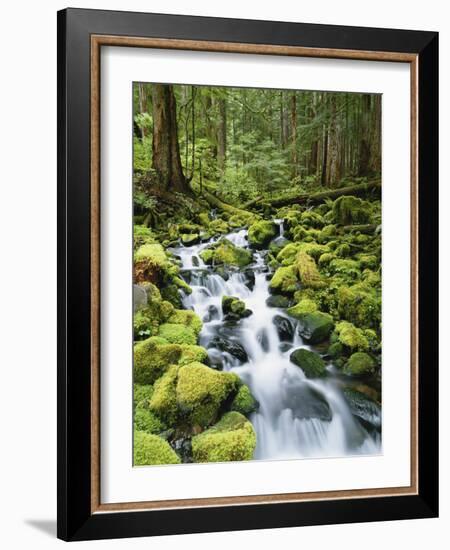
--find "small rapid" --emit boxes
[170,223,381,461]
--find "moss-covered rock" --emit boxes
[334,321,369,352]
[168,309,203,336]
[134,431,180,466]
[149,365,179,424]
[134,337,182,384]
[318,252,335,266]
[176,362,240,428]
[248,220,278,249]
[342,387,381,429]
[133,225,157,249]
[331,195,372,226]
[290,348,327,378]
[297,311,334,344]
[134,384,154,409]
[209,218,229,235]
[222,295,247,317]
[230,384,259,415]
[343,352,376,376]
[157,323,197,345]
[269,265,299,295]
[296,251,324,289]
[335,243,351,258]
[180,233,200,246]
[337,283,381,330]
[300,210,324,228]
[178,344,209,366]
[134,243,177,285]
[192,412,256,463]
[265,295,291,308]
[199,238,252,267]
[329,258,361,280]
[358,254,378,270]
[287,298,318,319]
[134,407,166,434]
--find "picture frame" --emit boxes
[57,7,439,541]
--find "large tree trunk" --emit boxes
[327,94,340,187]
[290,93,298,179]
[152,84,189,193]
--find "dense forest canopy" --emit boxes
[133,83,381,207]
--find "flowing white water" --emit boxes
[171,223,381,460]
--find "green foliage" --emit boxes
[247,220,278,248]
[157,323,197,345]
[343,352,376,376]
[334,321,369,352]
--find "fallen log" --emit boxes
[338,224,379,234]
[200,188,256,218]
[260,180,381,208]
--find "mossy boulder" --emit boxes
[192,412,256,463]
[176,362,240,428]
[297,311,334,344]
[247,220,278,249]
[335,243,351,258]
[329,258,361,280]
[334,321,369,352]
[134,243,177,285]
[343,352,376,376]
[149,365,180,424]
[296,251,324,289]
[133,285,175,340]
[134,384,154,409]
[318,252,335,266]
[222,295,247,318]
[209,218,229,235]
[290,348,327,378]
[331,195,372,226]
[134,431,180,466]
[134,338,182,384]
[287,298,318,319]
[180,233,200,246]
[300,210,324,228]
[160,284,183,308]
[337,283,381,330]
[199,238,252,267]
[230,384,259,415]
[178,344,209,366]
[134,407,166,434]
[269,265,299,295]
[266,295,291,308]
[168,309,203,336]
[157,323,197,345]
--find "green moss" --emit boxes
[287,298,318,319]
[269,265,299,294]
[230,385,259,415]
[176,362,240,428]
[228,212,257,228]
[192,412,256,463]
[157,323,197,345]
[200,239,252,267]
[133,225,156,249]
[134,338,182,384]
[298,311,334,344]
[197,212,211,226]
[135,242,168,266]
[173,276,192,294]
[134,384,154,409]
[329,258,361,279]
[180,233,200,245]
[277,243,302,265]
[332,195,372,225]
[209,218,229,235]
[247,220,278,248]
[290,348,327,378]
[300,210,324,228]
[160,284,183,308]
[296,251,324,289]
[318,252,335,266]
[134,407,166,434]
[335,243,351,257]
[149,365,179,424]
[327,342,345,359]
[335,321,369,352]
[343,352,376,376]
[168,309,203,336]
[357,254,378,270]
[134,431,180,466]
[222,295,246,316]
[318,224,337,242]
[178,344,209,366]
[337,284,381,330]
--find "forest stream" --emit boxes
[170,219,381,460]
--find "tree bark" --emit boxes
[290,93,298,178]
[328,94,340,186]
[151,84,189,193]
[217,94,227,173]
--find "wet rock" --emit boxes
[203,305,220,323]
[283,380,332,422]
[297,311,334,344]
[133,284,148,312]
[180,233,200,246]
[243,269,256,291]
[208,336,249,364]
[256,329,270,352]
[192,256,200,267]
[290,348,327,378]
[207,348,224,371]
[171,437,193,463]
[272,315,295,342]
[343,387,381,431]
[266,295,291,308]
[279,342,293,353]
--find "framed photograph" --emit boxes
[57,8,438,541]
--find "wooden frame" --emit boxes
[58,8,438,541]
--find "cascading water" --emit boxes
[170,221,381,461]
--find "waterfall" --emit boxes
[170,225,381,461]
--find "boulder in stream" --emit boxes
[208,336,249,364]
[290,348,327,378]
[342,387,381,430]
[272,315,295,342]
[297,311,334,344]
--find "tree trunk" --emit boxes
[151,84,189,193]
[217,94,227,173]
[328,94,340,186]
[290,93,298,178]
[138,83,148,140]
